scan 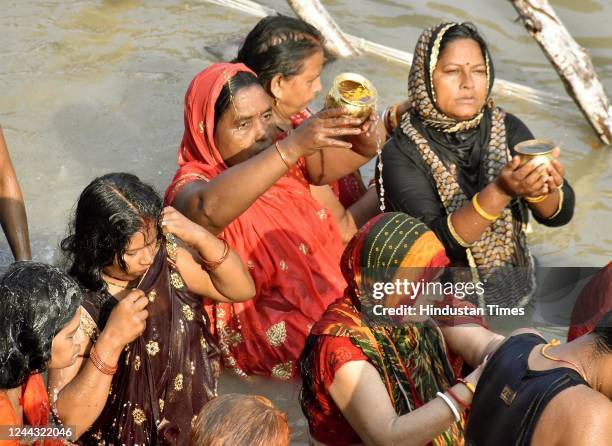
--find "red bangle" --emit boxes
[202,238,230,271]
[446,387,471,410]
[89,345,118,376]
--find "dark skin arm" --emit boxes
[173,109,361,235]
[0,127,31,260]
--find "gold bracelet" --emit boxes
[525,195,547,203]
[548,187,564,220]
[393,102,402,127]
[472,193,500,222]
[389,102,400,129]
[447,214,473,248]
[457,378,476,394]
[274,141,292,170]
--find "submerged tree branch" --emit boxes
[510,0,612,145]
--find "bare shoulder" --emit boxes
[539,385,612,446]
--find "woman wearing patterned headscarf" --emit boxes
[299,212,506,446]
[378,23,575,308]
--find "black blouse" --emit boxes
[378,113,575,263]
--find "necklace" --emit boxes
[102,274,134,290]
[540,339,587,382]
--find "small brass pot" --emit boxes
[514,139,557,167]
[325,72,377,122]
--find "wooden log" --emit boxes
[510,0,612,145]
[287,0,359,58]
[202,0,568,107]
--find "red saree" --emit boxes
[165,63,346,379]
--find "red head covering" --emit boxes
[166,62,255,203]
[164,63,346,378]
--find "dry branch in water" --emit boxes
[510,0,612,145]
[203,0,569,107]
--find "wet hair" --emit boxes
[61,172,162,291]
[235,14,326,92]
[213,71,261,128]
[438,22,490,62]
[0,262,82,389]
[190,394,290,446]
[592,310,612,355]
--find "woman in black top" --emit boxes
[465,311,612,446]
[379,23,574,307]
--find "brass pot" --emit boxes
[325,72,377,122]
[514,139,557,167]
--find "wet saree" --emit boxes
[77,242,220,445]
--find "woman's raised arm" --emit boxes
[161,207,255,303]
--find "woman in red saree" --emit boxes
[299,212,505,446]
[165,62,374,378]
[0,262,82,446]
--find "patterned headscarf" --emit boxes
[400,23,534,308]
[406,22,494,133]
[340,212,449,315]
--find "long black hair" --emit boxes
[235,14,326,91]
[0,262,82,389]
[61,172,163,291]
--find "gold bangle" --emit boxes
[274,141,292,170]
[389,103,400,129]
[472,193,500,222]
[525,195,547,203]
[548,187,564,220]
[457,378,476,394]
[392,101,402,127]
[447,214,472,248]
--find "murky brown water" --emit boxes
[1,0,610,443]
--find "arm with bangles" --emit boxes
[48,291,148,438]
[160,206,255,302]
[173,109,360,235]
[328,358,484,446]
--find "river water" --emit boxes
[1,0,610,443]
